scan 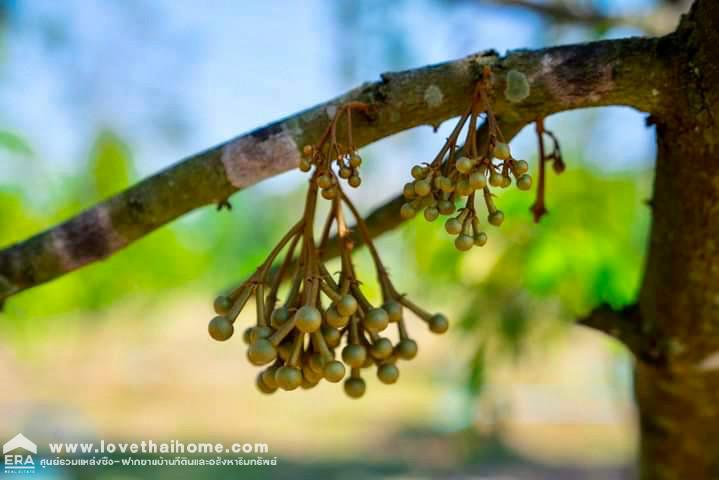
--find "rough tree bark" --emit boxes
[632,2,719,478]
[1,1,718,478]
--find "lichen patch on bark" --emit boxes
[424,85,444,108]
[221,126,301,189]
[505,70,530,103]
[697,351,719,371]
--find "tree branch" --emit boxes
[483,0,689,36]
[576,303,657,361]
[0,35,674,303]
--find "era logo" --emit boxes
[3,433,37,475]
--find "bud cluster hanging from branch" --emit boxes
[400,67,564,249]
[208,103,448,398]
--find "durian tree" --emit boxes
[1,1,718,478]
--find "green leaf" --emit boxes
[88,130,133,199]
[0,131,33,156]
[466,343,487,397]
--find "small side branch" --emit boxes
[577,303,644,356]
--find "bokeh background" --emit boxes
[0,0,686,478]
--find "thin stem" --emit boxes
[531,117,549,223]
[265,231,301,314]
[258,221,304,281]
[339,190,386,275]
[432,107,472,168]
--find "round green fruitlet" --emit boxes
[301,375,320,389]
[208,316,234,341]
[276,366,303,391]
[411,165,427,179]
[321,187,337,200]
[455,234,474,251]
[344,377,366,399]
[455,156,474,174]
[517,174,532,190]
[277,342,292,361]
[247,338,277,365]
[429,313,449,334]
[308,352,325,373]
[383,300,403,322]
[299,158,312,172]
[256,373,277,394]
[325,306,349,329]
[438,176,454,193]
[395,339,418,360]
[489,171,504,187]
[468,171,487,190]
[400,203,417,219]
[261,366,279,389]
[350,154,362,168]
[301,378,319,390]
[363,308,389,333]
[513,159,529,175]
[377,363,400,384]
[371,338,394,360]
[250,325,272,343]
[271,306,290,328]
[242,326,253,345]
[322,325,342,348]
[456,178,472,196]
[303,364,323,383]
[414,179,431,197]
[493,142,511,160]
[213,295,232,315]
[295,305,322,332]
[342,344,367,368]
[336,295,359,317]
[424,207,439,222]
[445,218,462,235]
[474,232,488,246]
[317,174,333,189]
[403,183,416,199]
[348,175,362,188]
[362,354,375,368]
[435,176,451,193]
[438,200,455,215]
[488,210,504,226]
[323,360,346,383]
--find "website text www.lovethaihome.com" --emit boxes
[48,439,269,456]
[3,434,276,473]
[43,440,275,468]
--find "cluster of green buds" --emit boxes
[400,68,533,251]
[209,103,448,398]
[299,101,369,198]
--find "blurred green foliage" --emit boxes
[400,151,650,396]
[1,131,650,372]
[89,130,133,199]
